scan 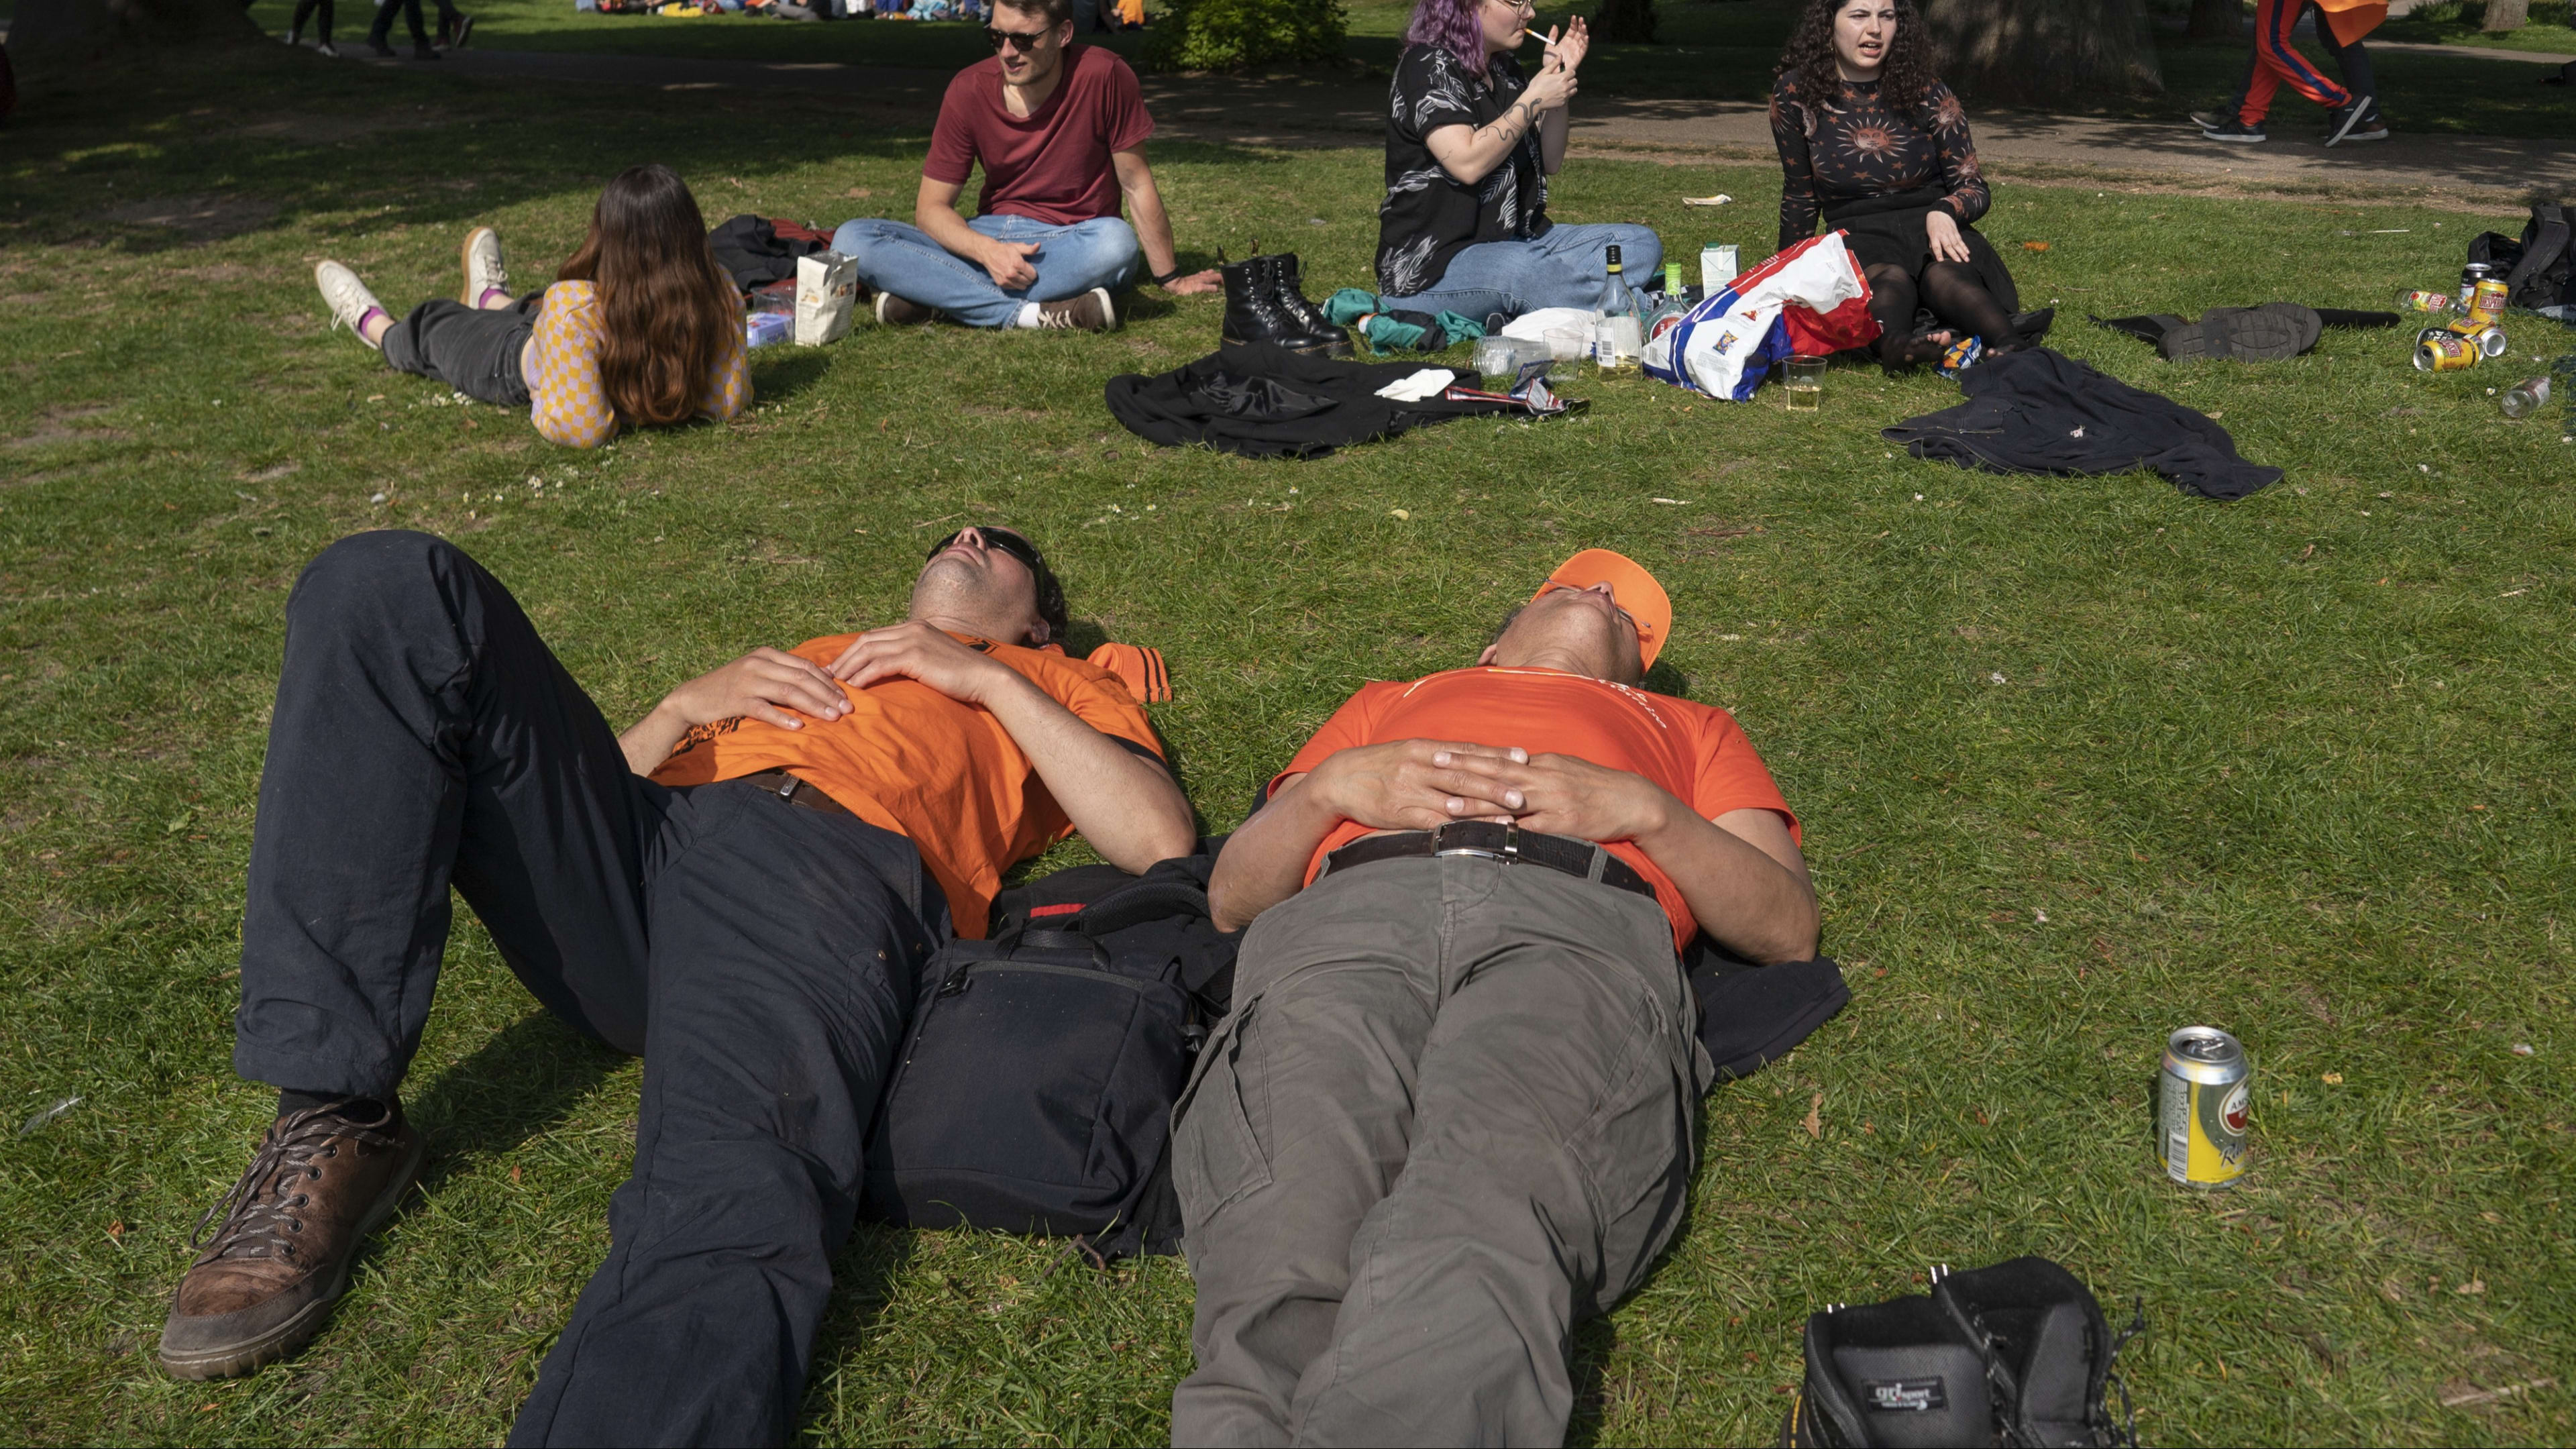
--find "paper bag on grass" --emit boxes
[795,252,858,347]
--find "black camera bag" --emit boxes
[1782,1256,2142,1448]
[858,855,1238,1258]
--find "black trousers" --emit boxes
[368,0,460,44]
[233,531,949,1445]
[381,297,537,408]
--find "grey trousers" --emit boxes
[1170,855,1711,1447]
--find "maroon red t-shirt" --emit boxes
[924,44,1155,227]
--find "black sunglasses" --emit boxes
[984,24,1054,51]
[926,527,1044,572]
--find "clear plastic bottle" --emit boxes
[2500,376,2552,420]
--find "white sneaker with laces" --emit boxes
[315,260,388,348]
[460,226,509,307]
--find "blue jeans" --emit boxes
[830,214,1141,329]
[1379,222,1664,326]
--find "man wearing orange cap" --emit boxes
[1171,549,1817,1446]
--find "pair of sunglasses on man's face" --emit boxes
[984,23,1057,50]
[926,528,1045,576]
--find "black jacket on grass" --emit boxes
[1882,347,2283,500]
[1104,343,1536,460]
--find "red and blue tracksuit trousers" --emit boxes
[2234,0,2365,123]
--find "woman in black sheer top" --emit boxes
[1770,0,2042,369]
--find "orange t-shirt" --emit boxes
[648,633,1162,937]
[1274,667,1799,951]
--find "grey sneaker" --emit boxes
[460,226,508,307]
[2324,93,2376,147]
[1032,286,1117,333]
[2201,116,2267,143]
[158,1103,424,1381]
[315,260,388,347]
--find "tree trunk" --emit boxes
[1592,0,1656,44]
[2186,0,2241,40]
[1919,0,2165,103]
[7,0,263,76]
[2482,0,2530,32]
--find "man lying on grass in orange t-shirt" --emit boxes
[164,525,1191,1448]
[1171,549,1819,1448]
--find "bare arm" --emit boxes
[1424,58,1573,187]
[616,647,853,775]
[1430,751,1820,963]
[1110,148,1220,295]
[826,623,1193,872]
[1206,740,1530,932]
[915,174,1041,291]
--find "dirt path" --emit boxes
[433,47,2576,207]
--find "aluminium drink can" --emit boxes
[2416,333,2478,371]
[2160,1026,2250,1188]
[2400,289,2456,315]
[2466,278,2511,327]
[2460,262,2493,310]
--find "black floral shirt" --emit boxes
[1375,44,1553,298]
[1770,70,1988,252]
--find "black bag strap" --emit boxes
[2090,313,2187,346]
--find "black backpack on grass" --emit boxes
[857,855,1238,1259]
[1782,1256,2143,1449]
[2469,203,2575,314]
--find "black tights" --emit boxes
[1866,261,2019,368]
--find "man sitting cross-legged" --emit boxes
[158,525,1193,1447]
[1173,549,1819,1447]
[830,0,1218,333]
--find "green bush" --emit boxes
[1140,0,1349,71]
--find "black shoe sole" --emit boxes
[157,1132,426,1381]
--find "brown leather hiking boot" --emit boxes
[158,1101,424,1380]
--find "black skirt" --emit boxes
[1824,186,2023,315]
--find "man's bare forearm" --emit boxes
[1207,775,1341,931]
[979,673,1194,872]
[1633,804,1819,964]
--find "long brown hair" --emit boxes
[557,165,741,429]
[1777,0,1939,114]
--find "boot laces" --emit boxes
[188,1100,400,1263]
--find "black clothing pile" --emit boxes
[1105,343,1564,460]
[708,214,835,291]
[1883,347,2282,500]
[2092,303,2399,362]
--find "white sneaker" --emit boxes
[315,260,388,347]
[460,226,509,307]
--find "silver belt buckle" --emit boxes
[1432,822,1519,862]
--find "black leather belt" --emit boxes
[1318,821,1655,900]
[737,769,849,815]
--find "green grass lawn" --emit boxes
[3,41,2575,1448]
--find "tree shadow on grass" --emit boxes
[747,348,835,407]
[402,1010,627,1197]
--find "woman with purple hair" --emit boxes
[1371,0,1660,325]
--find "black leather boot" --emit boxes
[1268,254,1352,358]
[1220,257,1301,351]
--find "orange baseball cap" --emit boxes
[1531,548,1672,669]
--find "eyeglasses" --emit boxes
[926,526,1046,576]
[984,25,1053,51]
[1485,0,1536,14]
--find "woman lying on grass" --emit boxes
[1770,0,2047,370]
[313,163,749,449]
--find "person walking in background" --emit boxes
[830,0,1218,333]
[309,164,748,449]
[283,0,338,54]
[364,0,436,58]
[1370,1,1656,325]
[2199,0,2385,146]
[1771,0,2038,370]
